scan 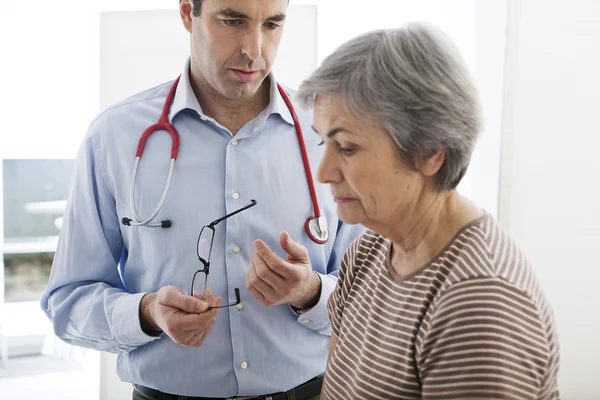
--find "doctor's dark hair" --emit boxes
[193,0,289,17]
[296,22,482,191]
[192,0,204,16]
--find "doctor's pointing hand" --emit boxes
[247,232,322,311]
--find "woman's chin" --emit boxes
[336,205,364,226]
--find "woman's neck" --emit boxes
[387,191,483,276]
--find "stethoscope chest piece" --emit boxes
[305,216,329,245]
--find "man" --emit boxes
[40,0,363,399]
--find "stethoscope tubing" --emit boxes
[123,75,329,243]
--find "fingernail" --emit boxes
[254,240,261,248]
[197,300,208,313]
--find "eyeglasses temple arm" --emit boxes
[206,288,241,310]
[209,199,257,227]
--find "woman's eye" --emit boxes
[339,146,357,156]
[317,140,324,146]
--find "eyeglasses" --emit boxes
[190,199,257,309]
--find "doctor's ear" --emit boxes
[179,0,194,33]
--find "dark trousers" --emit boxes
[132,387,321,400]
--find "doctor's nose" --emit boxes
[241,28,262,61]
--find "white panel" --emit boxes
[272,5,317,89]
[99,6,317,109]
[99,9,190,109]
[468,0,508,218]
[501,0,600,397]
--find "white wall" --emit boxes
[500,0,600,398]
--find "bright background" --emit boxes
[0,0,598,398]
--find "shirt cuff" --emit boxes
[111,292,163,347]
[291,273,336,332]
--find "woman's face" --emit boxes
[313,95,436,230]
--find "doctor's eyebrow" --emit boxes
[216,9,286,22]
[265,13,287,22]
[216,9,249,19]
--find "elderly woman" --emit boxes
[297,22,560,400]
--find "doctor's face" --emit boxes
[180,0,287,100]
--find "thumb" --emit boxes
[280,232,310,263]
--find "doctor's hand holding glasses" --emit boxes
[139,200,257,347]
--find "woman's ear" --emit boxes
[417,149,446,177]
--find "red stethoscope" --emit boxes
[121,75,329,245]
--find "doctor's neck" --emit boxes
[189,69,271,135]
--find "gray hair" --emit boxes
[296,22,482,191]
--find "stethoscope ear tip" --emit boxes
[122,217,132,226]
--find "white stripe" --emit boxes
[423,388,524,400]
[427,317,548,348]
[425,375,538,398]
[431,356,546,375]
[424,339,549,364]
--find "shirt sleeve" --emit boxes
[417,277,556,400]
[327,235,362,338]
[40,118,161,354]
[292,223,364,335]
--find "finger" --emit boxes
[247,257,277,301]
[179,308,219,331]
[190,319,218,347]
[195,289,223,308]
[252,252,286,289]
[160,286,209,313]
[204,287,215,303]
[208,296,222,309]
[180,317,217,347]
[280,232,310,263]
[163,309,217,344]
[246,281,268,306]
[253,240,289,279]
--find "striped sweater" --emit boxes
[324,214,560,400]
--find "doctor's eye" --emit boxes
[223,19,243,26]
[264,22,280,30]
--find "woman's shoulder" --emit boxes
[341,229,389,275]
[437,213,548,306]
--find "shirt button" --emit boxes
[302,318,310,324]
[232,245,240,254]
[241,361,248,369]
[231,139,238,146]
[232,192,239,200]
[235,302,243,310]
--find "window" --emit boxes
[3,159,74,303]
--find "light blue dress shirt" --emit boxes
[41,60,363,397]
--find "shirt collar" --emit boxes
[169,58,204,123]
[261,73,295,126]
[169,58,294,126]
